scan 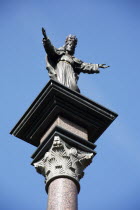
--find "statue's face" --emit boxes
[65,40,76,54]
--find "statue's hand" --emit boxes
[99,64,110,68]
[42,27,49,47]
[42,37,47,46]
[42,27,47,39]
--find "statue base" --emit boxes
[10,79,117,148]
[10,79,118,209]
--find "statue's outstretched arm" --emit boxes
[42,27,57,58]
[80,62,110,74]
[80,62,99,74]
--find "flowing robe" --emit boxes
[43,38,99,93]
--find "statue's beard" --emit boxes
[65,48,75,55]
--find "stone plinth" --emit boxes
[40,116,88,144]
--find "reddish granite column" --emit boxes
[47,178,78,210]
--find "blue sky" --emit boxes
[0,0,140,209]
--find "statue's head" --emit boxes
[65,35,78,55]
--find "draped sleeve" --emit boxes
[43,37,58,58]
[43,38,65,80]
[73,57,100,74]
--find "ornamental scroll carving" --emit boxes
[33,136,94,185]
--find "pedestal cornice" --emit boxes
[10,79,118,147]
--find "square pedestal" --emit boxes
[10,79,118,162]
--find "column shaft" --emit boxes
[47,178,78,210]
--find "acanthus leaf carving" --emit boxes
[33,136,94,185]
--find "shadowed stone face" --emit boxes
[53,136,61,148]
[65,39,76,55]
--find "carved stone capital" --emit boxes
[33,136,94,192]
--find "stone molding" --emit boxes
[10,79,118,147]
[33,136,94,192]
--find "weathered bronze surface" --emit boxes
[42,28,109,92]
